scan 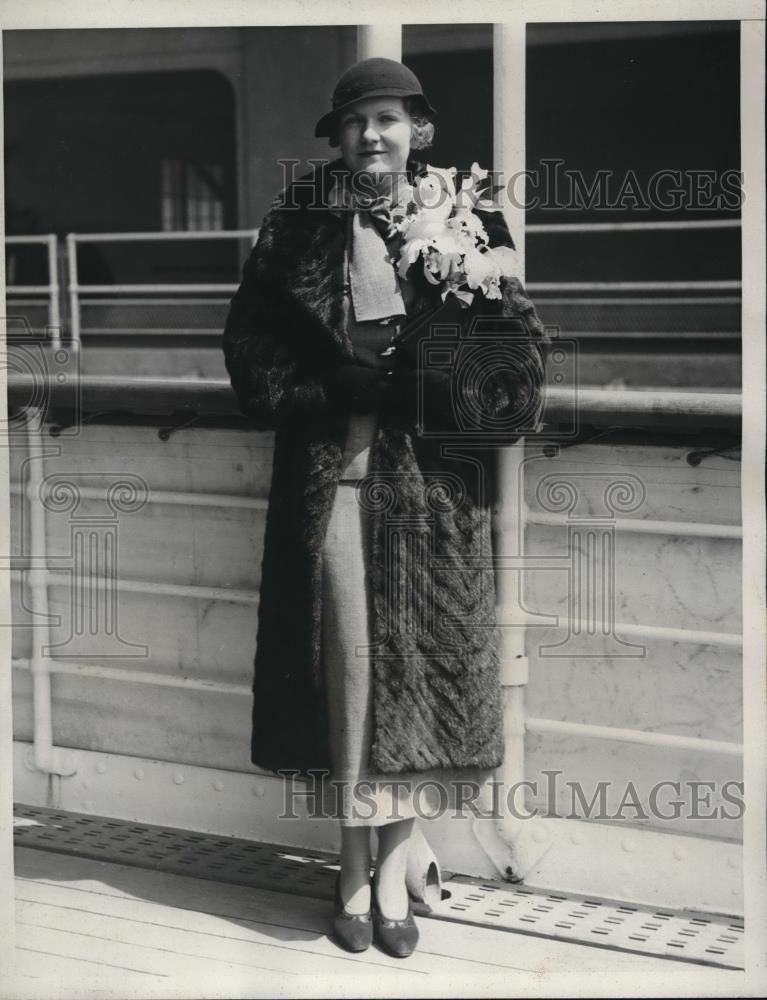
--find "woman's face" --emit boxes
[337,96,412,175]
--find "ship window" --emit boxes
[161,159,226,231]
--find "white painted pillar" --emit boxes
[740,16,767,982]
[472,20,555,881]
[494,22,526,280]
[356,25,403,62]
[0,38,17,986]
[493,19,529,791]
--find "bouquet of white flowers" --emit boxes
[390,162,519,306]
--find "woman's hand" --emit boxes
[352,344,395,371]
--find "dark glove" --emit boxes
[352,344,395,372]
[325,363,388,413]
[389,366,455,430]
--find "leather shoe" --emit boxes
[332,871,373,953]
[371,887,419,958]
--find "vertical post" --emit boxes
[471,19,554,881]
[356,25,403,61]
[66,234,81,351]
[740,17,767,983]
[0,40,16,982]
[46,234,61,348]
[23,415,76,783]
[25,414,55,778]
[493,21,528,792]
[494,23,526,279]
[491,445,528,790]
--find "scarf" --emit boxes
[328,171,414,323]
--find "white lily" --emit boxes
[463,247,497,289]
[487,244,519,277]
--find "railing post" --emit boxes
[24,411,77,782]
[65,234,81,351]
[493,445,528,780]
[494,16,529,798]
[46,234,61,348]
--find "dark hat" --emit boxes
[314,57,436,138]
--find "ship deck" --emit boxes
[11,841,741,999]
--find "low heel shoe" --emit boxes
[372,891,419,958]
[332,872,373,953]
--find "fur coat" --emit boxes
[222,157,550,778]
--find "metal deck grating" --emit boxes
[13,803,744,969]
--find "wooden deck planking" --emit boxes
[16,893,429,977]
[14,848,514,978]
[9,846,742,998]
[13,945,170,997]
[14,846,668,972]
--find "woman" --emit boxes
[223,57,549,958]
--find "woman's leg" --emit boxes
[373,817,415,920]
[322,475,379,915]
[338,823,372,914]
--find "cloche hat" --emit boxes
[314,57,437,138]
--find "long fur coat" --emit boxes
[222,157,550,778]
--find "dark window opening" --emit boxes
[4,68,237,283]
[161,159,226,232]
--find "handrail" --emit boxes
[6,235,57,245]
[525,717,743,757]
[5,372,742,430]
[526,510,742,539]
[65,229,260,345]
[531,296,741,305]
[545,385,741,427]
[4,234,61,341]
[526,219,741,233]
[68,230,260,242]
[527,280,741,293]
[7,228,741,345]
[73,284,239,294]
